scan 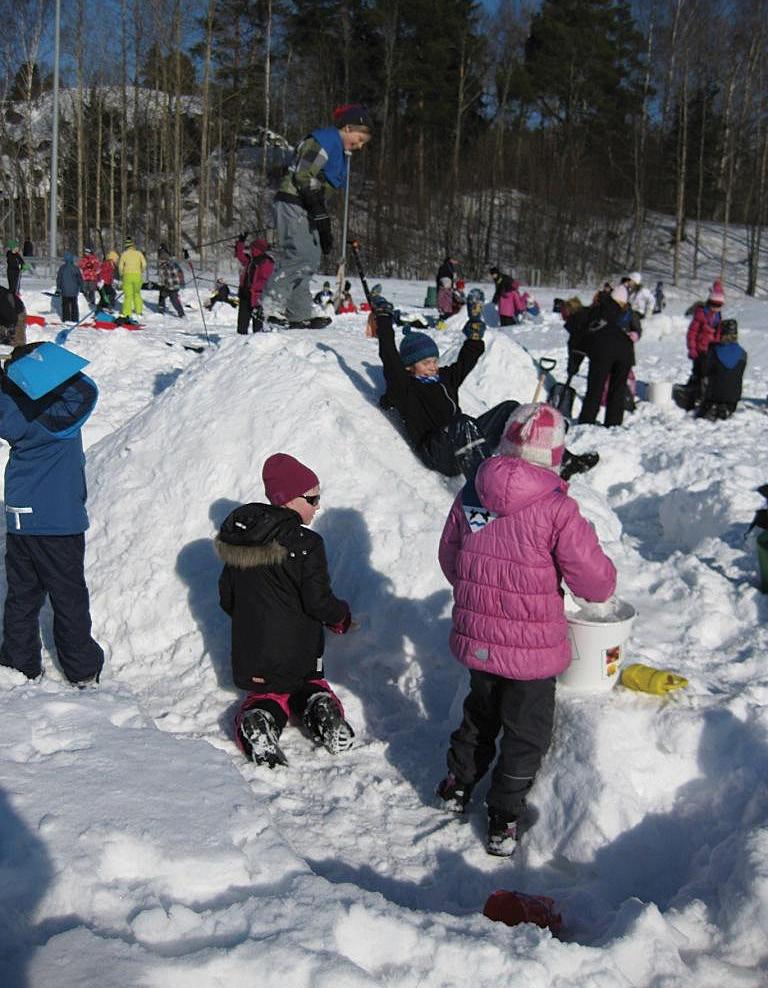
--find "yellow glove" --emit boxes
[620,663,688,695]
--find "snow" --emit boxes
[1,268,767,988]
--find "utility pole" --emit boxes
[49,0,61,274]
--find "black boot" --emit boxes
[303,693,354,754]
[560,450,599,481]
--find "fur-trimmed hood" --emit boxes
[214,502,300,570]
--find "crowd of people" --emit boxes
[0,100,752,860]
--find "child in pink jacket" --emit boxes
[437,403,616,856]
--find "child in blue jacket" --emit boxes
[0,343,104,685]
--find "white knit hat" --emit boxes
[498,403,566,471]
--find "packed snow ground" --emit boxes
[0,270,767,988]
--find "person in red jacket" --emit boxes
[436,403,616,856]
[98,251,119,310]
[78,248,102,306]
[686,281,724,395]
[235,235,275,334]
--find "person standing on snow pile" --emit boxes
[78,247,101,306]
[56,252,85,322]
[0,342,104,687]
[578,284,636,428]
[436,402,617,857]
[686,280,725,398]
[99,251,119,311]
[0,285,26,347]
[260,103,372,329]
[696,319,747,421]
[373,288,598,482]
[5,240,23,295]
[235,235,275,334]
[156,245,186,319]
[118,237,147,320]
[215,453,355,768]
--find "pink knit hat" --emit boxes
[708,280,725,305]
[262,453,319,506]
[498,403,566,471]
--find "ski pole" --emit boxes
[182,249,211,345]
[335,152,352,311]
[349,239,374,307]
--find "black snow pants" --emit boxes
[0,533,104,683]
[447,669,556,821]
[578,326,634,427]
[417,400,521,479]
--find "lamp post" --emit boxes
[49,0,61,274]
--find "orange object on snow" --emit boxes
[483,890,562,934]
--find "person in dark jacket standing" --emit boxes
[0,286,26,347]
[0,343,104,686]
[215,453,355,767]
[234,236,274,333]
[578,286,635,428]
[261,104,372,328]
[559,297,593,377]
[696,319,747,421]
[375,290,598,481]
[56,252,84,322]
[6,239,23,295]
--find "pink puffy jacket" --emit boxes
[686,304,721,360]
[439,456,617,681]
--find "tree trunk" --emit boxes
[672,63,688,286]
[261,0,272,185]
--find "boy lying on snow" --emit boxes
[373,288,598,482]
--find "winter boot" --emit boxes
[436,773,473,814]
[486,813,519,857]
[303,692,354,754]
[240,709,288,768]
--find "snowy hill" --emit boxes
[0,274,767,986]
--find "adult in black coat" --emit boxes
[560,297,594,377]
[578,290,635,428]
[489,266,512,305]
[436,255,459,291]
[5,241,23,295]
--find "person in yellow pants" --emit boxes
[118,237,147,319]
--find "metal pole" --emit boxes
[49,0,61,277]
[334,151,352,310]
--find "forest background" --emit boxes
[2,0,767,288]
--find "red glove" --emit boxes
[326,603,351,635]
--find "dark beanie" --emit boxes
[333,103,372,129]
[262,453,319,506]
[720,318,738,340]
[399,330,439,367]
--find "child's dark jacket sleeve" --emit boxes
[439,338,484,393]
[218,568,234,615]
[299,537,349,625]
[377,313,411,403]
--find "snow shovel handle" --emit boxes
[532,357,556,402]
[349,239,373,307]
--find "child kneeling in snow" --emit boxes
[215,453,354,767]
[437,404,616,856]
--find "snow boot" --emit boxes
[436,773,473,814]
[486,814,519,857]
[303,692,354,754]
[240,709,288,768]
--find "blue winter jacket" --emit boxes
[56,254,84,298]
[0,372,98,534]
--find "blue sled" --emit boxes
[6,342,90,400]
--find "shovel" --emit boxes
[532,357,556,402]
[549,350,586,417]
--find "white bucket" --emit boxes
[646,381,675,406]
[559,599,637,691]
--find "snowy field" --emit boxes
[0,269,767,988]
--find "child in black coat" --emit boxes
[215,453,354,767]
[696,319,747,421]
[375,290,597,481]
